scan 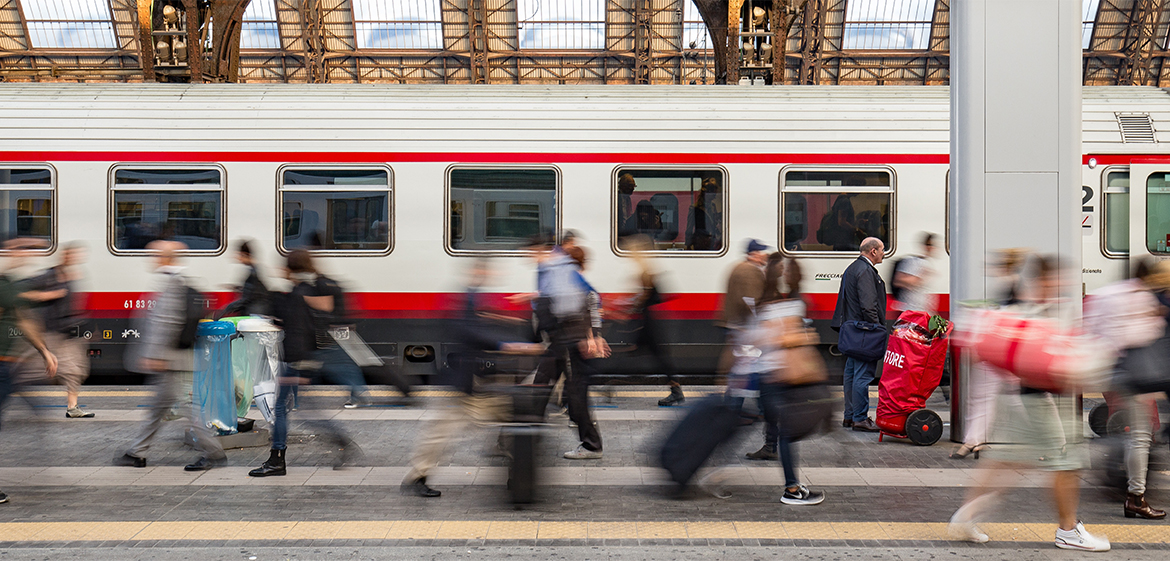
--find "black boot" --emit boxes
[658,384,685,407]
[745,442,778,461]
[402,476,441,498]
[248,448,286,477]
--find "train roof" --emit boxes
[0,84,1164,155]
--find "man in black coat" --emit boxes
[831,237,887,432]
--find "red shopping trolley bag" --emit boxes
[876,311,951,445]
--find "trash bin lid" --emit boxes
[219,316,250,327]
[196,321,236,336]
[237,318,280,333]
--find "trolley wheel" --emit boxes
[1105,410,1131,438]
[1088,402,1110,437]
[905,409,944,446]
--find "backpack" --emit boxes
[176,282,207,350]
[887,257,910,303]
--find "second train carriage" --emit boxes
[0,83,1164,379]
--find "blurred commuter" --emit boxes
[15,242,90,418]
[401,259,542,497]
[753,256,826,505]
[249,250,359,477]
[718,240,769,378]
[890,233,936,313]
[525,234,605,459]
[622,236,683,406]
[1084,259,1170,520]
[832,237,886,432]
[952,250,1027,459]
[218,239,270,317]
[116,241,226,472]
[310,267,369,409]
[949,256,1110,551]
[0,240,59,505]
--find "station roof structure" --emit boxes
[0,0,1165,85]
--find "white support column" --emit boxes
[949,0,1083,441]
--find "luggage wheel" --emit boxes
[905,409,943,446]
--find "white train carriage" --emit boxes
[0,84,1163,379]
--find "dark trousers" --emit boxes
[272,365,349,451]
[759,381,799,488]
[0,361,10,431]
[561,346,602,452]
[636,317,677,385]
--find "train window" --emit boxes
[1102,170,1129,257]
[279,167,392,254]
[0,167,54,250]
[780,169,893,254]
[1146,172,1170,254]
[111,167,224,252]
[447,167,558,253]
[613,168,725,254]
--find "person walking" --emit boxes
[718,240,769,379]
[15,242,90,418]
[948,255,1111,551]
[115,241,226,471]
[0,240,59,504]
[831,237,886,432]
[401,259,542,497]
[218,239,270,318]
[1084,259,1169,520]
[890,233,936,314]
[249,250,359,477]
[621,235,684,406]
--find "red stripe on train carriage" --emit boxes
[0,151,950,165]
[79,291,951,321]
[1085,154,1170,165]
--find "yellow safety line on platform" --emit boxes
[0,520,1161,543]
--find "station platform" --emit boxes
[0,385,1168,560]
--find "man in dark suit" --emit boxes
[831,237,887,432]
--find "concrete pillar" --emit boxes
[948,0,1083,442]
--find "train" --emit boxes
[0,83,1165,380]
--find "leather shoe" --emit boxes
[1125,493,1167,519]
[851,418,880,433]
[842,419,854,428]
[402,477,441,498]
[184,456,224,472]
[114,454,146,468]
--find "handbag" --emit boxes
[838,320,887,362]
[1119,335,1170,394]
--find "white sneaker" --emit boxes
[563,445,602,460]
[1055,522,1110,552]
[947,505,989,543]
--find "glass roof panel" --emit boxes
[842,0,933,50]
[241,0,280,50]
[517,0,605,50]
[353,0,443,50]
[21,0,117,49]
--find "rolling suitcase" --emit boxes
[659,394,742,486]
[505,384,552,505]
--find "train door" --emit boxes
[1128,161,1170,268]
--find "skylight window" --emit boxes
[241,0,280,50]
[683,0,712,50]
[353,0,443,50]
[517,0,605,50]
[842,0,933,50]
[1082,0,1100,50]
[21,0,117,49]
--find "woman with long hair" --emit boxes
[623,235,684,406]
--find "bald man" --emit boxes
[830,237,887,433]
[117,241,226,471]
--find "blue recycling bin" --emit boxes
[193,320,237,435]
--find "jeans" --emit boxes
[272,365,348,451]
[759,382,799,488]
[842,357,877,423]
[316,346,366,400]
[1125,394,1157,495]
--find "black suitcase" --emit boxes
[505,385,552,505]
[659,394,742,486]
